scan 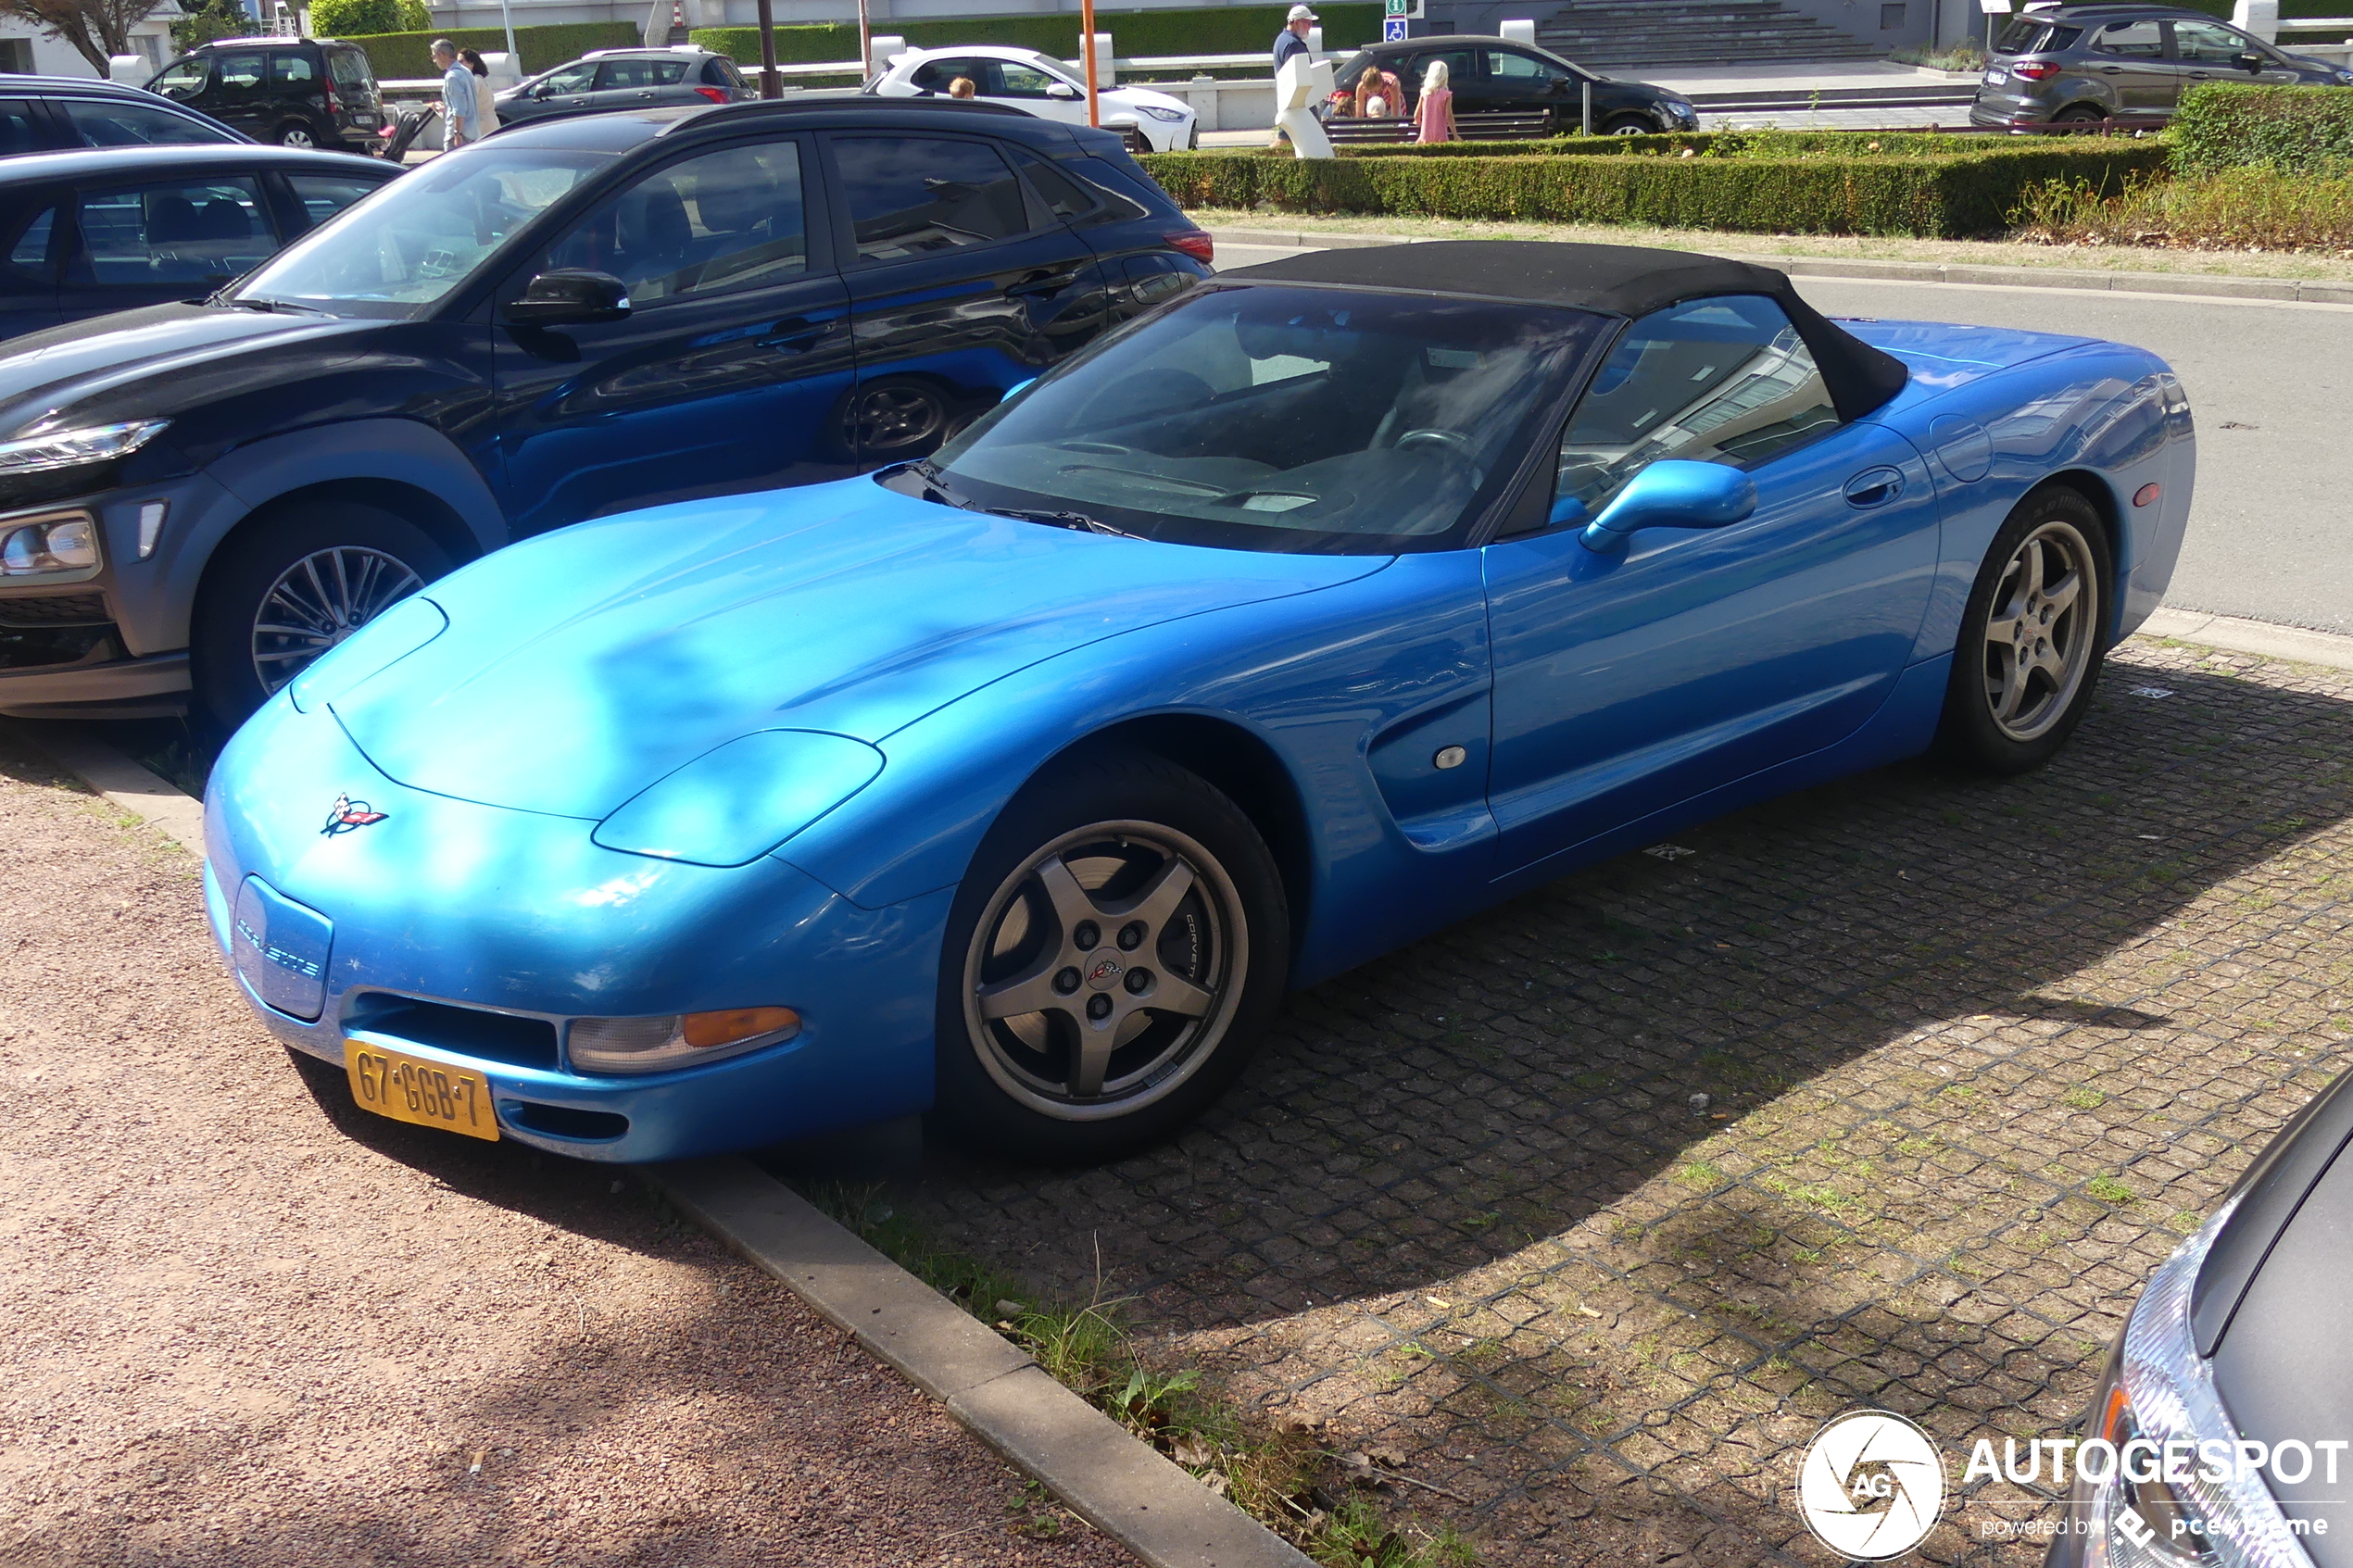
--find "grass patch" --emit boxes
[2010,164,2353,253]
[808,1185,1475,1565]
[2085,1176,2136,1205]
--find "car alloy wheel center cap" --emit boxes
[1084,954,1126,990]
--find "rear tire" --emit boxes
[930,748,1289,1163]
[273,119,318,146]
[2054,104,2108,127]
[1932,485,2111,775]
[191,504,452,732]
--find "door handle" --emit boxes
[2101,65,2125,73]
[1843,467,1904,508]
[1007,269,1079,296]
[758,316,830,352]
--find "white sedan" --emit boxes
[868,44,1200,152]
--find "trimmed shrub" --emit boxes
[334,21,639,79]
[692,3,1381,68]
[2012,162,2353,249]
[2171,82,2353,176]
[1139,142,2169,238]
[310,0,400,37]
[1327,130,2010,160]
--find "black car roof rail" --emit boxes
[656,94,1032,134]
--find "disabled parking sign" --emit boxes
[1383,16,1407,40]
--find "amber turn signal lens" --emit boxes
[682,1007,801,1049]
[2133,483,2161,508]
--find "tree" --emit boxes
[171,0,254,49]
[0,0,174,74]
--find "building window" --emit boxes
[0,39,34,73]
[1880,2,1906,27]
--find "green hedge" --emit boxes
[1139,142,2170,238]
[692,3,1381,68]
[308,0,425,38]
[1327,130,2014,159]
[2171,82,2353,175]
[333,20,639,79]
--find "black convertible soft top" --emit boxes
[1220,240,1910,422]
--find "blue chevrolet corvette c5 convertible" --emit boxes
[204,240,2196,1164]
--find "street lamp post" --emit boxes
[756,0,780,96]
[1080,0,1099,126]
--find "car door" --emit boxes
[0,192,62,337]
[519,59,598,122]
[1473,46,1572,125]
[1481,295,1939,874]
[56,171,283,323]
[202,50,272,138]
[490,132,858,537]
[2081,18,2171,115]
[265,49,321,143]
[2168,19,2301,94]
[824,130,1106,468]
[591,55,686,113]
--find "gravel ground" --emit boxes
[0,732,1133,1568]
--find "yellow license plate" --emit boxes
[346,1042,500,1141]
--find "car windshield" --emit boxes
[914,283,1606,554]
[227,148,611,317]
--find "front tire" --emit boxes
[1933,485,2110,774]
[1604,114,1653,135]
[931,748,1289,1162]
[191,504,452,732]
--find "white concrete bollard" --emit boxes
[107,55,147,83]
[1276,51,1335,157]
[1500,18,1536,44]
[868,33,906,81]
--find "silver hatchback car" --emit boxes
[1971,1,2353,132]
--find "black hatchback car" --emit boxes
[493,46,752,130]
[0,98,1211,727]
[0,143,395,341]
[1973,1,2352,131]
[1325,35,1698,136]
[0,77,246,156]
[145,35,385,150]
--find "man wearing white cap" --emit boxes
[1269,4,1317,146]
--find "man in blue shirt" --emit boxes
[434,38,480,149]
[1269,4,1315,145]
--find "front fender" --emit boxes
[775,550,1503,986]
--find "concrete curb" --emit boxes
[0,722,1314,1568]
[2,721,205,852]
[1204,226,2353,306]
[654,1159,1315,1568]
[2137,607,2353,671]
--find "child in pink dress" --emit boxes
[1415,58,1456,143]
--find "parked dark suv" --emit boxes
[1325,36,1698,137]
[0,98,1211,727]
[1972,2,2352,131]
[145,36,385,150]
[493,46,750,130]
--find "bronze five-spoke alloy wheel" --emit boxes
[934,749,1288,1161]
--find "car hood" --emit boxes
[1109,84,1189,111]
[0,304,377,435]
[328,477,1390,820]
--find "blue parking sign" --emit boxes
[1383,17,1407,40]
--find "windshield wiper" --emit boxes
[222,295,329,316]
[889,458,975,508]
[984,508,1144,541]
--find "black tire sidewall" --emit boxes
[191,504,452,732]
[1935,484,2112,774]
[929,747,1290,1162]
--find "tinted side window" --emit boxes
[270,52,316,86]
[150,58,208,99]
[1009,146,1097,220]
[1484,49,1568,82]
[832,135,1032,262]
[214,51,268,92]
[545,139,808,301]
[286,172,387,230]
[57,99,234,147]
[594,57,688,90]
[326,49,372,91]
[910,56,989,92]
[2172,19,2254,61]
[1555,295,1839,518]
[2091,19,2164,57]
[71,176,275,286]
[539,61,598,93]
[700,56,743,86]
[995,62,1063,97]
[0,100,44,157]
[7,204,57,273]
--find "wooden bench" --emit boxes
[1321,108,1555,144]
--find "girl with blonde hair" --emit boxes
[1414,56,1454,143]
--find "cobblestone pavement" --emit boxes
[837,639,2353,1565]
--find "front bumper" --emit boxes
[205,695,950,1162]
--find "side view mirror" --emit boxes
[1579,459,1756,552]
[2233,50,2264,70]
[505,269,630,326]
[1045,81,1079,99]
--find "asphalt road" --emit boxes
[1216,244,2353,633]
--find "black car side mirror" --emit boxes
[505,269,631,326]
[2234,50,2265,70]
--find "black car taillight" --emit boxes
[1164,230,1214,264]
